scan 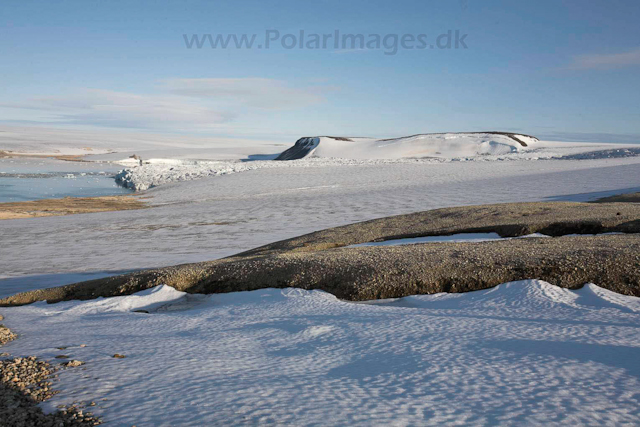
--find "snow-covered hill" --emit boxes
[276,132,540,160]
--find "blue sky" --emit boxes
[1,0,639,142]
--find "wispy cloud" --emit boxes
[1,89,234,131]
[568,48,640,70]
[1,78,333,131]
[162,78,331,109]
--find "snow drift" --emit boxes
[3,280,640,425]
[275,132,540,160]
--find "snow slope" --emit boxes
[276,133,539,160]
[2,280,640,426]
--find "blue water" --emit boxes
[0,157,132,202]
[0,173,131,202]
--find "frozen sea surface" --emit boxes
[2,156,640,288]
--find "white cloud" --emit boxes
[569,48,640,70]
[162,78,330,109]
[1,78,333,131]
[1,89,234,131]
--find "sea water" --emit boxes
[0,158,131,202]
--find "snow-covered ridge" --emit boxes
[276,132,540,161]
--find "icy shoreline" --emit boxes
[114,157,448,191]
[115,145,640,191]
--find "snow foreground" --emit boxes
[3,280,640,426]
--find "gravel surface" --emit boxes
[0,358,101,426]
[0,322,101,426]
[0,195,146,220]
[0,316,17,345]
[2,201,639,306]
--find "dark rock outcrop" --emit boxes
[2,201,640,306]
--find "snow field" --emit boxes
[2,280,640,426]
